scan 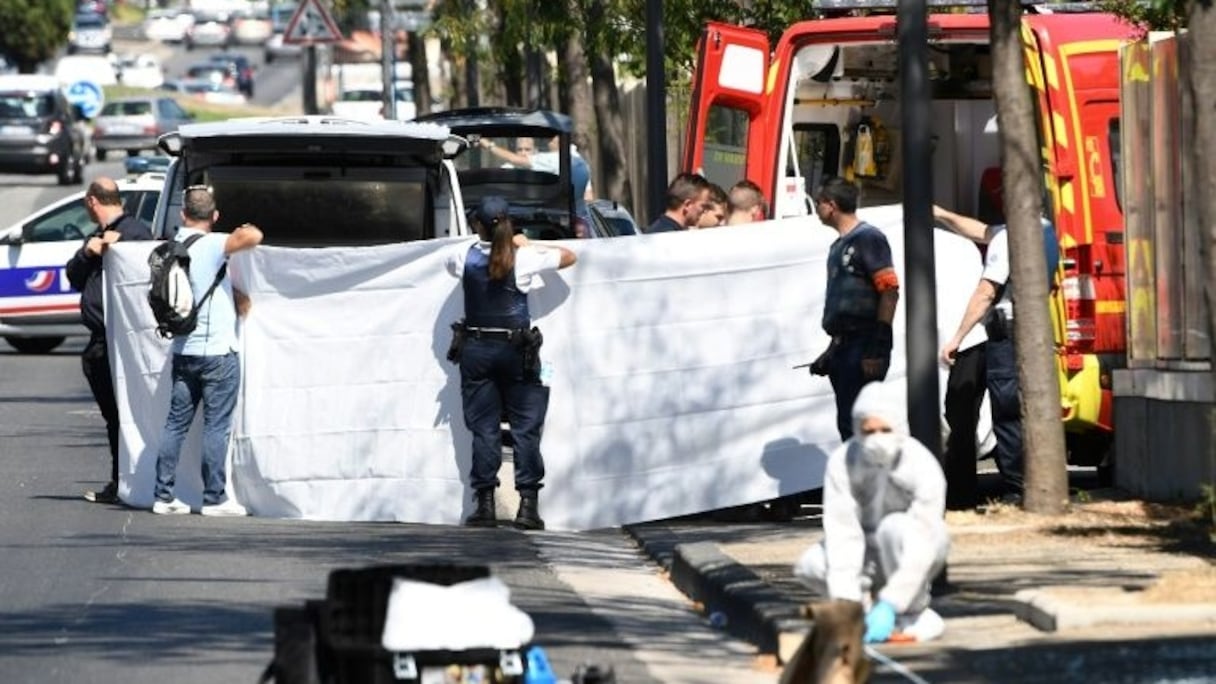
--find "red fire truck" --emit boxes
[683,1,1137,466]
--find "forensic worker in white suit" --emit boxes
[793,381,950,643]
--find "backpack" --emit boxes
[147,233,228,339]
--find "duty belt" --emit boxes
[465,326,525,341]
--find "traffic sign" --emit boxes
[65,80,104,119]
[283,0,344,45]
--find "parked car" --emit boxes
[160,78,247,106]
[0,75,86,185]
[54,54,118,87]
[184,12,232,49]
[588,199,639,238]
[151,116,468,246]
[231,10,273,45]
[114,53,164,89]
[68,12,112,54]
[413,107,580,240]
[206,52,255,98]
[0,172,163,353]
[263,32,302,63]
[93,96,192,160]
[142,9,195,43]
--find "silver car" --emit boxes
[93,96,193,160]
[68,12,112,54]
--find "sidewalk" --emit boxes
[625,491,1216,682]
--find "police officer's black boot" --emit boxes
[464,489,496,527]
[514,491,544,530]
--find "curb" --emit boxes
[1014,589,1216,632]
[626,525,811,661]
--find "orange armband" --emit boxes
[872,267,900,292]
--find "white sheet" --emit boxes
[106,205,983,530]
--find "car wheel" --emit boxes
[266,52,275,64]
[72,153,83,184]
[4,337,66,354]
[97,148,108,161]
[127,149,140,158]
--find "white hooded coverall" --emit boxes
[794,382,950,619]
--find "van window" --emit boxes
[201,166,433,246]
[701,104,748,190]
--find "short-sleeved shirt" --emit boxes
[822,223,894,335]
[172,228,237,357]
[647,214,683,233]
[982,225,1013,318]
[445,239,562,293]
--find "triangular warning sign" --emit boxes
[283,0,344,45]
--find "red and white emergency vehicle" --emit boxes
[683,0,1137,465]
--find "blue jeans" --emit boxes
[985,337,1024,491]
[460,338,549,492]
[154,353,241,505]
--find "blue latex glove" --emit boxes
[863,600,898,643]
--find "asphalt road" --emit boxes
[0,345,776,683]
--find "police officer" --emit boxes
[808,178,901,441]
[446,196,577,529]
[934,205,1025,504]
[66,178,153,505]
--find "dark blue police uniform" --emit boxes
[822,223,894,441]
[459,245,549,499]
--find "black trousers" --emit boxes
[943,343,986,509]
[81,335,119,485]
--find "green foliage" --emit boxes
[0,0,75,73]
[1097,0,1189,32]
[1198,484,1216,541]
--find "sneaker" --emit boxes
[151,498,191,515]
[897,607,945,642]
[201,499,248,517]
[84,482,120,504]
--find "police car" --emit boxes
[0,173,162,353]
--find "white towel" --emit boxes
[380,576,535,652]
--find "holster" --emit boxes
[984,309,1011,342]
[447,320,467,364]
[515,326,544,374]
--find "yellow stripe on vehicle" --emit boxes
[1042,52,1060,90]
[1052,112,1069,148]
[1096,300,1126,315]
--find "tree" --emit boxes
[0,0,74,74]
[987,0,1068,514]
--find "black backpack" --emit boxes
[147,233,228,339]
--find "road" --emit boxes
[0,321,776,684]
[0,38,780,684]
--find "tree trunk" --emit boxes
[406,32,432,115]
[586,0,632,210]
[988,0,1068,514]
[560,2,597,165]
[1185,3,1216,487]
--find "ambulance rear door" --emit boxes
[683,23,771,198]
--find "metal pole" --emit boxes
[303,45,318,115]
[645,0,667,224]
[898,0,940,458]
[380,0,396,120]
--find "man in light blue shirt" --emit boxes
[152,186,263,517]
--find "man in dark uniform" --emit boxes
[66,177,153,504]
[447,196,577,529]
[647,172,712,233]
[808,178,901,441]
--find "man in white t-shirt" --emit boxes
[934,206,1022,504]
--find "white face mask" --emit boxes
[860,431,904,467]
